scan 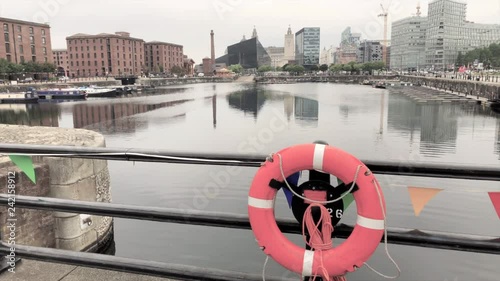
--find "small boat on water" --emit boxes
[79,86,117,98]
[489,99,500,113]
[34,86,87,100]
[0,92,38,104]
[373,82,386,89]
[362,80,372,85]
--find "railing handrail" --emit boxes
[1,143,500,181]
[1,194,499,255]
[1,143,500,279]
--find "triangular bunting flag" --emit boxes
[342,193,354,210]
[407,187,443,217]
[9,155,36,184]
[488,192,500,219]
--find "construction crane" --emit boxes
[378,1,391,67]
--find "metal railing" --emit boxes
[0,143,499,280]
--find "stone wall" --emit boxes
[0,164,55,248]
[402,76,500,101]
[0,125,113,252]
[138,77,234,87]
[0,80,120,93]
[255,75,399,84]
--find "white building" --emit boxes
[320,46,335,66]
[265,46,286,68]
[284,25,295,62]
[390,16,427,70]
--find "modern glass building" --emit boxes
[218,37,271,69]
[295,27,320,67]
[390,16,427,71]
[425,0,500,70]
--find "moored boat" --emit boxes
[79,86,117,98]
[490,99,500,113]
[0,92,38,104]
[35,86,87,100]
[373,82,386,89]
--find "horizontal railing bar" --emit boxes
[1,195,499,255]
[0,242,294,281]
[1,143,500,181]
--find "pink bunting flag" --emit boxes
[488,192,500,219]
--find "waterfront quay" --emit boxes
[1,260,176,281]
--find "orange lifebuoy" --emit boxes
[248,143,386,278]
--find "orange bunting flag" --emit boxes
[407,187,443,217]
[488,192,500,219]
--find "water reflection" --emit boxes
[73,99,192,135]
[227,87,319,127]
[226,87,267,118]
[387,93,500,157]
[0,103,60,127]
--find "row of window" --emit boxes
[3,23,46,35]
[3,33,47,44]
[69,53,143,60]
[69,45,143,53]
[70,60,139,67]
[148,45,182,51]
[4,54,48,63]
[68,38,143,46]
[4,43,47,55]
[145,57,183,63]
[145,50,183,56]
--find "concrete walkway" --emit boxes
[0,259,177,281]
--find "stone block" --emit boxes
[54,214,96,239]
[56,229,98,251]
[0,164,55,248]
[45,157,95,186]
[0,125,113,252]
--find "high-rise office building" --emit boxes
[425,0,500,70]
[390,16,427,70]
[357,40,384,64]
[295,27,320,67]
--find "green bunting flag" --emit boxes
[9,155,36,184]
[336,178,354,210]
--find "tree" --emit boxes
[342,64,353,72]
[456,51,465,66]
[310,65,319,71]
[228,64,243,73]
[159,65,164,73]
[329,64,343,73]
[282,63,289,70]
[171,65,185,76]
[276,66,283,71]
[154,64,161,74]
[353,64,363,74]
[372,62,386,70]
[285,64,305,74]
[319,64,329,72]
[258,65,273,72]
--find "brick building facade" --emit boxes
[144,41,184,74]
[66,32,145,77]
[0,17,53,64]
[53,49,69,76]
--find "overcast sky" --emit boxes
[2,0,500,63]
